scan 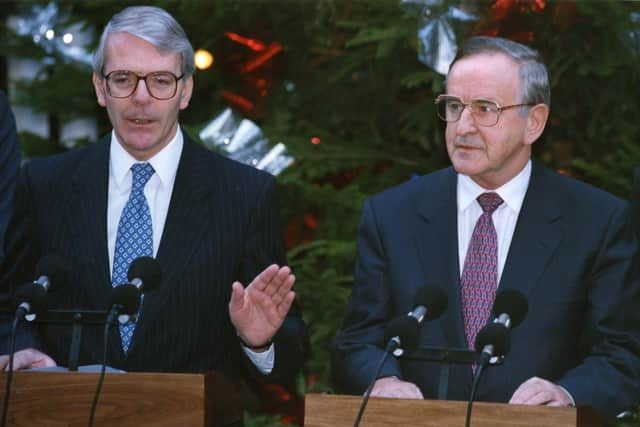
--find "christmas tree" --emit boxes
[1,1,638,425]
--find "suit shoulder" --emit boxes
[187,138,276,188]
[536,166,626,211]
[367,167,453,208]
[22,142,102,183]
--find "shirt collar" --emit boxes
[457,160,531,214]
[109,128,184,189]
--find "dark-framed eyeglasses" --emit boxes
[434,95,535,127]
[103,70,185,100]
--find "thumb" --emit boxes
[228,281,245,313]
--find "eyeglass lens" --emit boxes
[436,98,501,126]
[106,71,180,100]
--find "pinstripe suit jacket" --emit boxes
[0,133,307,383]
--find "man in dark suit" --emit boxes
[0,90,20,260]
[0,6,307,385]
[332,36,640,419]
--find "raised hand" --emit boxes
[228,264,295,351]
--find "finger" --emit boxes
[249,264,280,292]
[262,266,291,297]
[7,349,56,371]
[0,355,8,371]
[274,273,295,299]
[31,354,56,369]
[228,281,245,313]
[268,274,295,307]
[520,390,554,406]
[276,291,295,317]
[509,377,541,404]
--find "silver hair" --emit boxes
[92,6,195,79]
[448,36,550,108]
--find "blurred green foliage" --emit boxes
[1,1,638,425]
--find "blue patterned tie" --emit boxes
[112,162,154,354]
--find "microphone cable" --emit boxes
[88,321,111,427]
[465,362,486,427]
[353,349,392,427]
[1,315,20,427]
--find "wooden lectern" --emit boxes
[0,370,242,426]
[304,394,603,427]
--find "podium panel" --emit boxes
[304,394,602,427]
[0,370,241,426]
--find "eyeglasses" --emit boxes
[103,70,185,100]
[434,95,535,127]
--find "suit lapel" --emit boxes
[413,168,467,348]
[498,162,564,298]
[70,137,112,300]
[479,162,564,394]
[128,135,213,355]
[69,138,126,364]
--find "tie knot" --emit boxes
[477,192,503,214]
[131,163,155,189]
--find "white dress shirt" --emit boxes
[106,128,274,373]
[457,160,531,284]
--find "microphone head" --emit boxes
[109,284,142,315]
[475,322,510,356]
[492,289,528,328]
[414,285,448,320]
[127,257,162,291]
[35,254,70,290]
[13,282,48,315]
[384,315,421,353]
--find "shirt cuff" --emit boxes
[241,342,275,374]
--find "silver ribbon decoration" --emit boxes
[199,108,294,176]
[401,0,477,75]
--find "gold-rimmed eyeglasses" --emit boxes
[103,70,185,100]
[434,95,535,127]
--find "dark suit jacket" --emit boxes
[0,90,20,260]
[0,133,307,384]
[332,161,640,419]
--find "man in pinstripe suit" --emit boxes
[0,6,307,385]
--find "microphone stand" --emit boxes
[353,338,398,427]
[88,320,112,427]
[466,361,487,427]
[403,346,481,400]
[1,315,22,427]
[36,310,110,371]
[403,345,487,427]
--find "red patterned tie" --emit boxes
[461,192,504,354]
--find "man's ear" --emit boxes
[92,72,107,107]
[524,103,549,146]
[178,75,194,110]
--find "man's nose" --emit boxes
[455,106,477,135]
[131,78,153,104]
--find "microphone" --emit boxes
[384,286,448,354]
[465,290,527,427]
[354,286,447,427]
[127,256,162,291]
[13,255,69,320]
[106,285,142,325]
[107,257,161,325]
[475,289,528,365]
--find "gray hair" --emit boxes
[92,6,195,79]
[449,36,550,108]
